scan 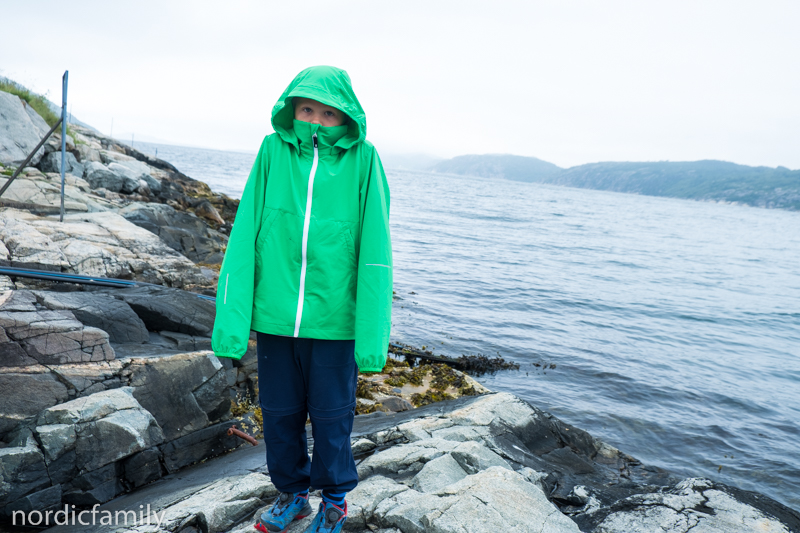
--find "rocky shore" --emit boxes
[1,89,799,532]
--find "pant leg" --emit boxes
[305,338,359,493]
[257,333,311,493]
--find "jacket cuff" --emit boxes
[213,351,244,360]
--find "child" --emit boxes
[211,66,392,533]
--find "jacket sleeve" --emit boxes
[354,148,393,371]
[211,138,269,359]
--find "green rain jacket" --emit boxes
[211,66,393,371]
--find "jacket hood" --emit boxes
[271,65,366,151]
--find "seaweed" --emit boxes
[429,363,465,390]
[355,401,378,415]
[455,354,520,376]
[388,342,519,377]
[384,375,407,388]
[356,377,378,400]
[411,390,454,407]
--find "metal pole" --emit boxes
[0,118,62,198]
[59,71,68,222]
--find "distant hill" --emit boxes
[430,154,800,210]
[431,154,562,182]
[546,160,800,210]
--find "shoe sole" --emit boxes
[253,515,309,533]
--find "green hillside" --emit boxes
[432,154,562,182]
[431,154,800,210]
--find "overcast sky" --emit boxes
[2,0,799,169]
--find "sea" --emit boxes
[137,141,800,511]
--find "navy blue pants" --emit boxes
[257,333,359,494]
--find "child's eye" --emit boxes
[302,107,313,113]
[324,111,336,117]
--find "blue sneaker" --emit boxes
[255,492,312,533]
[302,501,347,533]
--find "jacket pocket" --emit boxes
[338,222,357,268]
[254,208,279,265]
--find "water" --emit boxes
[139,142,800,511]
[137,141,256,198]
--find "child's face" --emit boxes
[293,97,347,128]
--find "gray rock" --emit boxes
[357,442,444,479]
[83,161,125,192]
[351,438,376,455]
[159,331,213,351]
[0,432,49,506]
[0,289,36,311]
[517,466,549,492]
[0,91,49,166]
[46,359,123,395]
[106,162,142,194]
[430,425,491,442]
[0,369,69,437]
[37,386,145,425]
[76,142,101,164]
[192,367,231,424]
[38,151,84,178]
[0,169,109,212]
[128,351,224,441]
[397,416,455,442]
[33,290,149,344]
[432,467,581,533]
[119,202,226,264]
[62,463,122,506]
[76,408,164,471]
[34,424,76,464]
[374,489,456,533]
[34,291,149,343]
[411,453,467,493]
[0,307,114,366]
[194,200,224,224]
[98,149,135,165]
[26,387,164,504]
[159,420,242,473]
[121,446,163,488]
[0,275,14,291]
[379,396,413,413]
[153,472,276,532]
[141,173,161,194]
[0,211,68,269]
[595,478,793,533]
[450,440,511,474]
[0,209,208,288]
[3,484,62,517]
[375,467,581,533]
[107,159,161,193]
[107,284,216,337]
[346,475,409,531]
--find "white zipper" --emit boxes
[294,132,319,337]
[223,273,229,304]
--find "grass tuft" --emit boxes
[0,79,60,127]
